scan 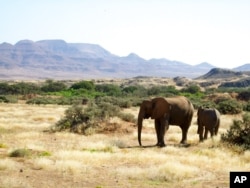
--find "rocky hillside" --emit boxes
[195,68,250,88]
[196,68,245,79]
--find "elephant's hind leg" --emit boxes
[155,119,161,146]
[204,128,209,140]
[199,126,204,142]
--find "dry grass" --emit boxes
[0,102,249,188]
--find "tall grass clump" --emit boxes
[221,113,250,150]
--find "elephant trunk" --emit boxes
[137,114,143,146]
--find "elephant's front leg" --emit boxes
[199,126,204,142]
[154,119,161,146]
[159,118,169,147]
[155,118,167,147]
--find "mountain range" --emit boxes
[0,39,250,80]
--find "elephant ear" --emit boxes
[151,98,170,119]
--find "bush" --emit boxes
[181,84,201,94]
[26,96,83,105]
[54,105,89,131]
[118,113,136,123]
[9,148,31,157]
[95,96,132,108]
[41,80,67,92]
[147,86,179,96]
[53,98,135,134]
[54,100,121,134]
[237,91,250,101]
[190,99,217,110]
[217,99,242,114]
[95,84,122,96]
[0,82,40,95]
[85,101,120,120]
[221,113,250,150]
[243,101,250,112]
[70,81,95,90]
[122,86,138,94]
[0,96,9,103]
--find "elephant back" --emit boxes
[198,107,220,123]
[165,96,194,124]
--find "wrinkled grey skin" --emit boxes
[137,97,194,147]
[197,107,220,142]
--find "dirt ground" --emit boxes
[0,103,249,188]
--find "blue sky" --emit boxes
[1,0,250,68]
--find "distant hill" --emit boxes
[196,68,244,79]
[233,64,250,71]
[0,39,248,80]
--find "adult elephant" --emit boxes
[197,107,220,142]
[137,96,194,147]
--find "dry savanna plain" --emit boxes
[0,80,250,187]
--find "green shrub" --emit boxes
[0,143,7,148]
[95,84,122,96]
[181,84,201,94]
[122,86,138,94]
[26,96,82,105]
[243,101,250,112]
[217,99,242,114]
[147,86,179,96]
[9,148,31,157]
[70,80,95,90]
[0,95,18,103]
[9,148,52,158]
[237,91,250,101]
[221,113,250,150]
[0,96,9,103]
[85,101,120,120]
[190,99,217,110]
[95,96,132,108]
[0,82,40,95]
[38,151,52,157]
[54,101,121,134]
[41,80,67,92]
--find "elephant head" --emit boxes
[137,97,170,146]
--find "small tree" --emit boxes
[221,113,250,150]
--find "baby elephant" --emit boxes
[197,107,220,142]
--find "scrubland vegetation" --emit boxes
[0,78,250,187]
